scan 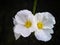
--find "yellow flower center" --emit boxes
[24,20,32,28]
[37,21,43,29]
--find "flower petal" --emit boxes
[15,10,33,24]
[14,24,32,37]
[35,30,52,42]
[43,25,54,29]
[43,29,54,34]
[42,12,56,25]
[35,13,43,21]
[14,33,21,40]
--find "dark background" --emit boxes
[0,0,60,45]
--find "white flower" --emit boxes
[13,9,56,41]
[34,12,56,42]
[13,10,35,40]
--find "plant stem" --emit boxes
[33,0,37,14]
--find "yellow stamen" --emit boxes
[37,21,43,29]
[24,20,32,28]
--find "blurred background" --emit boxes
[0,0,60,45]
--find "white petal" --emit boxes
[43,25,54,29]
[29,26,36,33]
[35,13,43,21]
[35,30,52,42]
[14,24,32,37]
[15,10,33,24]
[43,29,54,34]
[14,33,21,40]
[42,12,56,25]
